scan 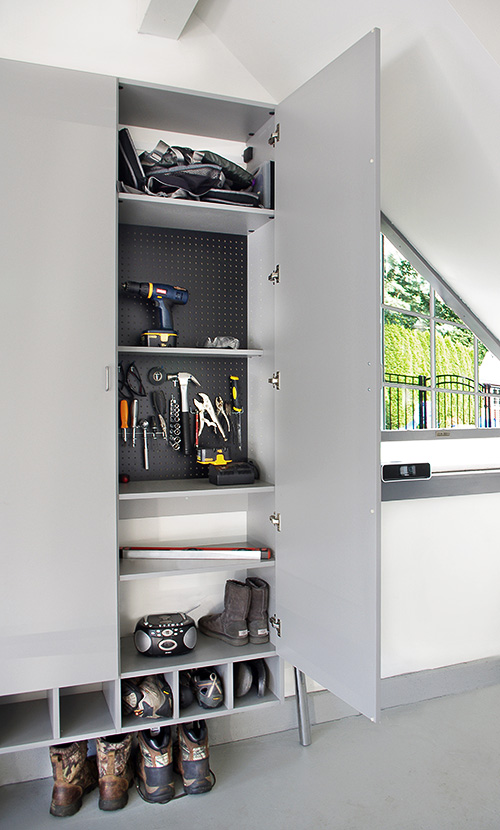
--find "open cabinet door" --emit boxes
[274,30,381,720]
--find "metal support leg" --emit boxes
[294,667,311,746]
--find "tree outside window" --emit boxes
[382,235,496,430]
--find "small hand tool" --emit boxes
[130,399,139,447]
[193,393,226,441]
[215,396,231,434]
[167,372,201,455]
[229,375,243,451]
[118,362,146,398]
[151,391,168,440]
[120,399,129,442]
[169,394,181,451]
[150,413,159,440]
[139,419,149,469]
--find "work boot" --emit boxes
[96,733,133,811]
[49,740,97,817]
[198,579,251,646]
[176,720,214,794]
[136,727,175,803]
[246,577,270,644]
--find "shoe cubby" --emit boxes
[177,664,228,722]
[120,670,176,732]
[58,682,119,741]
[232,657,283,711]
[0,689,58,754]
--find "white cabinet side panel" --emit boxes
[274,31,381,719]
[0,60,118,694]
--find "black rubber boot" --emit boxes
[198,579,251,646]
[136,727,175,803]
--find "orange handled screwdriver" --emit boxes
[120,399,129,442]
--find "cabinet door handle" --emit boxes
[105,365,111,391]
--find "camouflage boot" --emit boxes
[49,740,97,817]
[176,720,214,794]
[198,579,251,646]
[96,733,133,811]
[136,727,175,803]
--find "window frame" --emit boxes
[381,214,500,439]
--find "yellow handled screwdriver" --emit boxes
[120,399,129,443]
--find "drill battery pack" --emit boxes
[196,447,231,466]
[208,461,257,486]
[141,330,178,347]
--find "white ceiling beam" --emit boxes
[138,0,199,40]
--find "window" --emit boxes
[382,232,500,432]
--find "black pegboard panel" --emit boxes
[119,350,247,482]
[119,226,247,349]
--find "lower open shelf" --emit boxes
[0,651,282,754]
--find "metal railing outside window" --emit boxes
[383,373,500,430]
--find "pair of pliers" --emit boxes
[193,393,226,441]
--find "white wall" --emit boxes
[0,0,272,102]
[382,492,500,677]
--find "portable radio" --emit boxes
[134,613,197,656]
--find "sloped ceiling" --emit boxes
[195,0,500,347]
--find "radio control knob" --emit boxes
[162,629,172,636]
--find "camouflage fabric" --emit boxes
[96,733,132,777]
[176,720,214,794]
[49,741,97,817]
[96,733,134,811]
[136,727,175,803]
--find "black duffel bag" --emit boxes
[146,164,225,196]
[141,139,253,191]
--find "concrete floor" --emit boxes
[1,684,500,829]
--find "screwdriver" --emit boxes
[120,400,129,442]
[229,375,243,451]
[131,399,139,447]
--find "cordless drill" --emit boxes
[122,281,189,347]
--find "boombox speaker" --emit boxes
[134,613,197,656]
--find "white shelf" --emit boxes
[119,478,274,500]
[118,345,264,358]
[120,633,276,678]
[118,192,274,235]
[120,556,274,581]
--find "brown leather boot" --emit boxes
[49,740,97,817]
[96,733,133,811]
[246,577,270,644]
[198,579,251,646]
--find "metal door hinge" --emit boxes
[269,511,281,532]
[270,615,282,637]
[268,265,280,285]
[268,371,280,390]
[268,124,280,146]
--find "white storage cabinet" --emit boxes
[0,29,381,756]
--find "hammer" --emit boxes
[167,372,201,455]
